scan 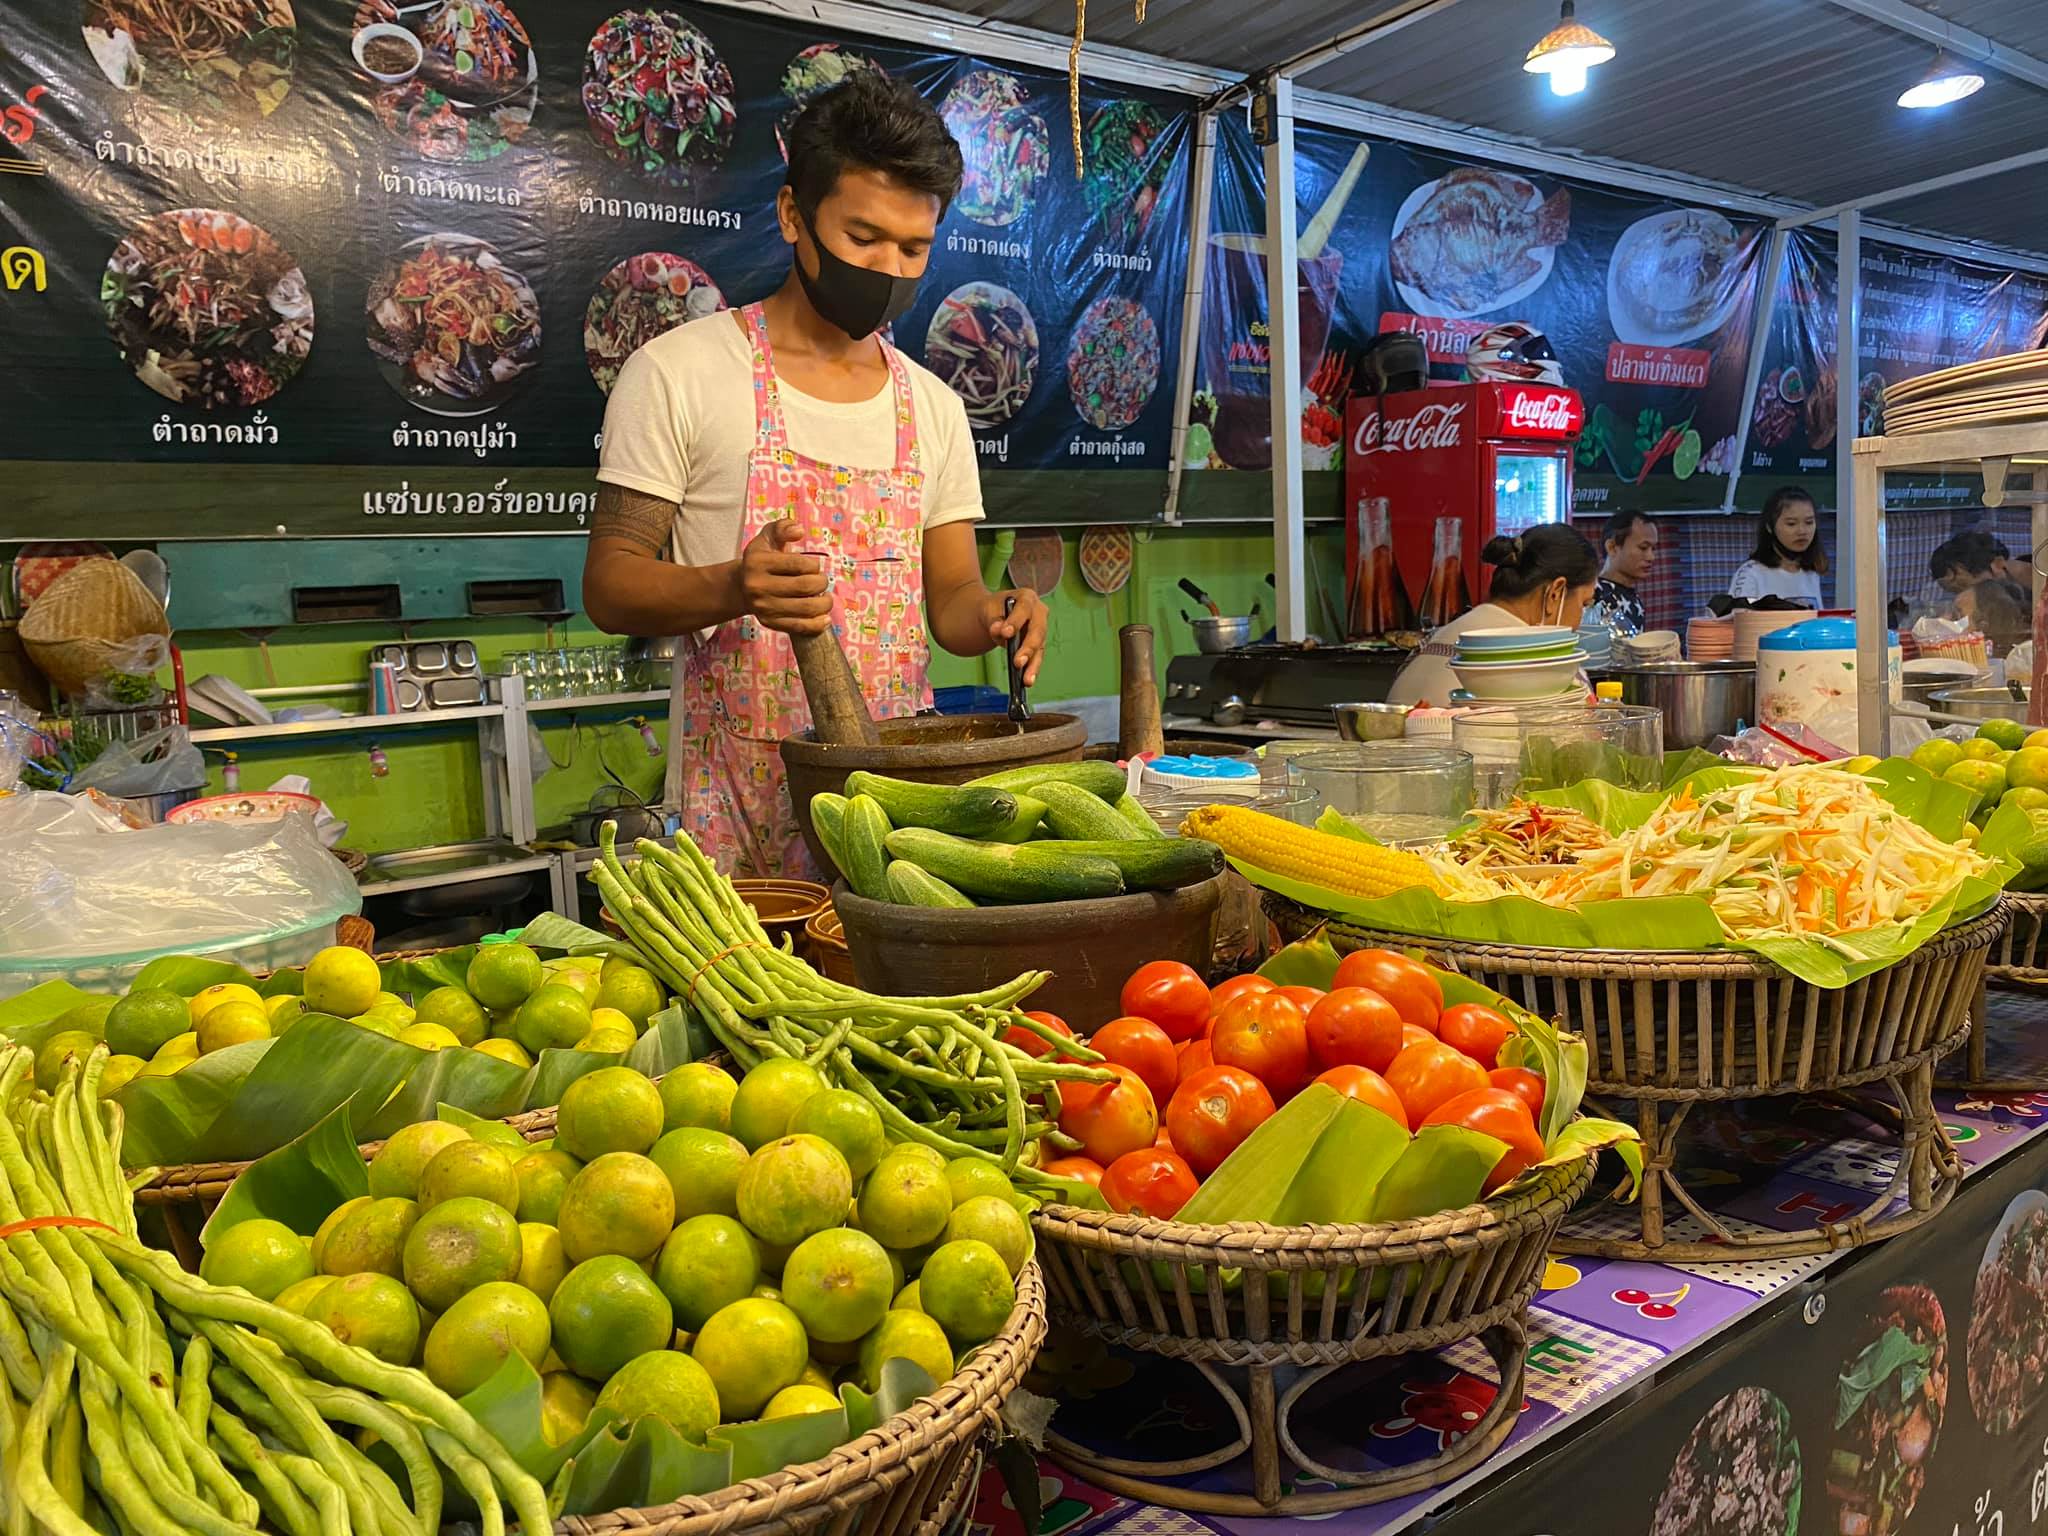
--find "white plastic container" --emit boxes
[1755,618,1901,751]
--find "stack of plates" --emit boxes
[1733,608,1808,662]
[1577,622,1614,667]
[1882,350,2048,437]
[1450,626,1588,700]
[1687,617,1734,661]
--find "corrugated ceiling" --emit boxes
[893,0,2048,260]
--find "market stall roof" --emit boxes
[862,0,2048,264]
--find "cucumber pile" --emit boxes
[814,764,1224,908]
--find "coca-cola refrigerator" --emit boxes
[1344,381,1583,635]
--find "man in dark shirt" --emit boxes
[1594,509,1656,635]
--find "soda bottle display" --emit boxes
[1348,496,1416,638]
[1420,516,1470,628]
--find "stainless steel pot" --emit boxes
[1191,615,1254,653]
[1927,684,2030,723]
[1332,701,1411,741]
[1586,662,1756,750]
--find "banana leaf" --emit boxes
[130,955,259,995]
[0,981,94,1035]
[1366,1126,1506,1223]
[199,1098,371,1245]
[378,947,478,996]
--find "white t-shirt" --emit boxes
[596,311,985,570]
[1388,603,1526,707]
[1728,560,1824,608]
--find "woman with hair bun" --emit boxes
[1387,523,1600,706]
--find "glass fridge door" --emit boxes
[1492,449,1568,537]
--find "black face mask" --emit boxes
[795,213,921,341]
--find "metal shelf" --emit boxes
[355,847,558,898]
[188,704,503,744]
[525,689,669,714]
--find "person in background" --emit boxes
[1931,530,2030,654]
[1727,487,1826,608]
[1987,535,2035,593]
[1594,509,1656,635]
[1387,525,1600,707]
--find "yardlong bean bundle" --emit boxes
[594,824,1112,1185]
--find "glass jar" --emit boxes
[1287,744,1474,844]
[1452,701,1664,808]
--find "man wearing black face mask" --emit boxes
[585,73,1048,878]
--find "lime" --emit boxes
[99,1055,145,1096]
[754,1283,783,1301]
[893,1280,921,1313]
[856,1154,952,1250]
[691,1297,808,1419]
[788,1091,888,1179]
[145,1031,198,1071]
[420,1140,521,1213]
[781,1229,894,1344]
[2027,729,2048,753]
[557,1152,676,1264]
[589,1006,637,1037]
[889,1143,947,1171]
[2009,786,2048,813]
[919,1240,1015,1347]
[736,1135,852,1247]
[105,988,191,1059]
[651,1127,748,1221]
[472,1038,532,1068]
[423,1281,551,1397]
[401,1196,522,1311]
[578,1025,637,1054]
[660,1062,739,1134]
[514,1148,583,1225]
[398,1022,462,1053]
[310,1195,372,1272]
[51,996,115,1039]
[305,1272,423,1366]
[414,986,489,1046]
[655,1214,762,1331]
[273,1275,337,1316]
[200,1218,313,1301]
[798,1359,835,1392]
[1981,718,2031,752]
[467,944,544,1011]
[489,1008,522,1039]
[764,1384,840,1419]
[1184,422,1215,465]
[1945,758,2007,808]
[1672,427,1702,480]
[596,1350,720,1442]
[353,1013,404,1039]
[942,1158,1014,1208]
[304,948,382,1019]
[2008,747,2048,794]
[197,1001,271,1055]
[542,961,603,1007]
[1840,755,1883,777]
[514,985,593,1056]
[557,1066,664,1160]
[267,995,309,1032]
[540,1372,598,1447]
[942,1197,1031,1277]
[1960,737,2004,763]
[856,1310,953,1392]
[517,1223,571,1304]
[1912,739,1965,776]
[596,966,665,1028]
[34,1032,100,1092]
[189,982,265,1027]
[729,1058,827,1150]
[549,1256,674,1382]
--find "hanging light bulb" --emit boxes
[1524,0,1615,97]
[1898,51,1985,108]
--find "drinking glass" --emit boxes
[1288,745,1474,843]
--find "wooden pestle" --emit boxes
[1118,624,1166,760]
[792,626,881,746]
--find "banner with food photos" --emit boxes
[0,2,1191,538]
[1189,111,1772,515]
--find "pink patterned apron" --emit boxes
[669,304,932,878]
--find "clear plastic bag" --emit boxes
[65,725,204,799]
[0,791,362,994]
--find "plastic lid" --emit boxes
[1150,754,1259,779]
[1757,618,1899,652]
[1594,681,1624,700]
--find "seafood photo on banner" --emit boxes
[1067,295,1160,431]
[776,43,883,161]
[925,281,1039,429]
[350,0,539,164]
[582,8,737,186]
[1390,167,1571,318]
[940,69,1049,229]
[103,208,313,410]
[365,232,541,415]
[82,0,298,119]
[585,251,725,393]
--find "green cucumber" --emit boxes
[884,828,1124,904]
[1034,780,1143,841]
[987,793,1048,844]
[885,860,978,909]
[811,792,851,871]
[1027,836,1224,891]
[966,761,1128,801]
[1112,793,1168,839]
[843,771,1019,838]
[840,794,894,901]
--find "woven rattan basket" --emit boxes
[1987,889,2048,984]
[18,557,169,695]
[1029,1154,1594,1514]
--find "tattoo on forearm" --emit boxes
[591,484,676,555]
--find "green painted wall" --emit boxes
[171,524,1345,854]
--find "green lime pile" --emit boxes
[1909,721,2048,827]
[244,1057,1029,1447]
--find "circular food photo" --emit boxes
[776,43,883,162]
[939,69,1048,228]
[82,0,298,119]
[1081,101,1170,243]
[350,0,538,164]
[926,282,1038,429]
[1606,208,1745,347]
[1968,1190,2048,1435]
[103,208,313,410]
[585,252,725,394]
[1828,1285,1947,1536]
[1649,1387,1801,1536]
[582,9,737,187]
[365,233,541,417]
[1067,297,1160,432]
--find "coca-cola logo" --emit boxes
[1499,387,1583,438]
[1353,400,1465,456]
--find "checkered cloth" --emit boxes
[1441,1311,1667,1415]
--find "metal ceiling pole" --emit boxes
[1163,110,1219,526]
[1259,75,1307,642]
[1839,207,1886,754]
[1724,226,1789,517]
[1206,0,1469,108]
[1776,145,2048,230]
[1817,0,2048,92]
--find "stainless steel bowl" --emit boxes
[1191,615,1254,654]
[1586,662,1756,750]
[1332,701,1412,741]
[1928,684,2030,722]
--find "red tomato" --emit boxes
[1209,990,1311,1098]
[1175,1037,1214,1082]
[1090,1016,1179,1110]
[1166,1066,1276,1177]
[1400,1022,1438,1054]
[1057,1064,1159,1164]
[1119,961,1212,1043]
[1209,974,1275,1009]
[1276,985,1327,1012]
[1421,1087,1548,1191]
[1489,1067,1546,1120]
[1384,1041,1489,1128]
[1332,950,1442,1032]
[1041,1155,1106,1188]
[1001,1010,1074,1060]
[1312,1065,1408,1130]
[1304,987,1405,1074]
[1100,1147,1200,1220]
[1438,1004,1515,1069]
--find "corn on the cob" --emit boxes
[1180,804,1444,898]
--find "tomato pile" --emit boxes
[1018,952,1554,1223]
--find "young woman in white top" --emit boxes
[1727,487,1827,608]
[1388,524,1600,707]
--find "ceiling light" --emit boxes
[1523,1,1614,97]
[1898,51,1984,109]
